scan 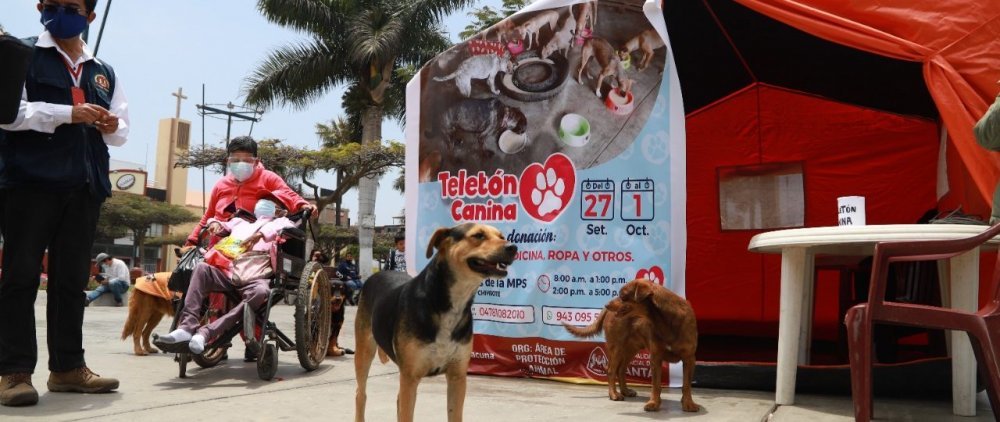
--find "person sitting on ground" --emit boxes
[156,196,294,354]
[337,251,362,304]
[86,253,130,306]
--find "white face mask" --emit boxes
[228,162,254,182]
[254,199,277,219]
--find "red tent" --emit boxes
[666,0,1000,355]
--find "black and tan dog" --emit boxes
[327,278,348,357]
[354,223,517,422]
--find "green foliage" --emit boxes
[174,139,403,191]
[459,0,527,40]
[246,0,469,116]
[96,193,199,264]
[332,230,396,262]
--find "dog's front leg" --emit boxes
[645,351,663,411]
[397,373,422,422]
[681,355,699,412]
[446,360,469,422]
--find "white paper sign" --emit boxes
[838,196,866,226]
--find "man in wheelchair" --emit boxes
[156,196,294,353]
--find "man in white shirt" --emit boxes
[0,0,124,407]
[87,253,130,306]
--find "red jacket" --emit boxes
[186,162,309,245]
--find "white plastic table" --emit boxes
[748,224,999,416]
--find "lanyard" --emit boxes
[60,57,84,87]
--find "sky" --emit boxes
[2,0,503,225]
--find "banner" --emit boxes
[405,0,686,386]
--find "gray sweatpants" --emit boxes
[179,263,269,340]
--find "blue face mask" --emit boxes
[254,199,277,219]
[40,6,89,40]
[228,162,254,182]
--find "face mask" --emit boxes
[228,162,254,182]
[40,6,89,40]
[254,199,277,219]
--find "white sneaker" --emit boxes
[158,329,192,344]
[189,334,206,354]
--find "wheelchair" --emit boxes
[160,210,332,381]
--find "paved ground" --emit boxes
[0,292,994,421]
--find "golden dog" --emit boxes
[564,279,699,412]
[121,272,176,356]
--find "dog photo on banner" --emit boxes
[404,0,689,406]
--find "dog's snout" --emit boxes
[505,244,518,254]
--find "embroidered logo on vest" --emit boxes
[94,74,110,92]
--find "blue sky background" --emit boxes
[2,0,502,225]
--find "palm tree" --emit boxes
[316,116,360,226]
[459,0,528,40]
[245,0,471,279]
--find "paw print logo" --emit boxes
[635,266,665,286]
[533,169,565,215]
[519,154,576,223]
[651,93,668,118]
[641,130,670,165]
[642,220,671,256]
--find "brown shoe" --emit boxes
[0,373,38,406]
[47,367,119,394]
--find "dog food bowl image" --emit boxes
[558,113,591,147]
[574,28,593,46]
[498,51,570,102]
[605,89,635,116]
[507,40,525,56]
[498,130,528,154]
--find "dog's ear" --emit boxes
[624,279,654,303]
[426,227,453,259]
[173,248,182,259]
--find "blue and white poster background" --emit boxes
[405,0,686,384]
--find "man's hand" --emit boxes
[301,204,318,220]
[71,103,109,125]
[94,113,119,134]
[207,222,223,236]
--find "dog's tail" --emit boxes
[432,69,459,82]
[121,302,137,340]
[562,308,607,338]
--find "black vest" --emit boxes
[0,45,115,198]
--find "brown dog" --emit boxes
[620,29,666,71]
[564,279,698,413]
[121,272,176,356]
[578,36,634,98]
[354,223,517,422]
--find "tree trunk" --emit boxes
[357,105,382,280]
[134,231,145,271]
[335,169,343,227]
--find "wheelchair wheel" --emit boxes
[193,346,227,368]
[257,343,278,381]
[295,262,331,371]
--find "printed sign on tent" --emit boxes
[405,0,686,386]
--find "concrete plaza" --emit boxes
[0,292,993,421]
